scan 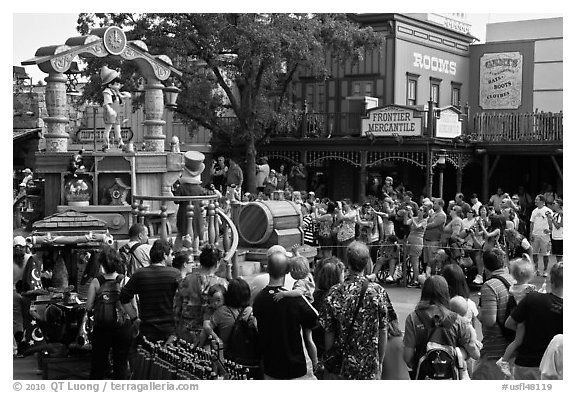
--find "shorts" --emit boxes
[423,239,441,266]
[532,234,551,256]
[551,239,563,256]
[405,238,423,258]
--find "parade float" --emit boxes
[16,25,311,379]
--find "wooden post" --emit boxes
[159,202,168,242]
[186,202,195,241]
[207,202,216,245]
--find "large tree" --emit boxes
[77,13,383,192]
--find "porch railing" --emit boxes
[131,194,239,277]
[469,111,563,142]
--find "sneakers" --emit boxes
[407,281,420,288]
[472,274,484,285]
[496,357,512,378]
[101,144,109,152]
[385,275,395,283]
[543,272,548,277]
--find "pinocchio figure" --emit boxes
[100,66,131,152]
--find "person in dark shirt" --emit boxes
[505,262,563,380]
[120,239,180,344]
[253,248,318,380]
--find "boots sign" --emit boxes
[479,52,523,109]
[362,106,422,137]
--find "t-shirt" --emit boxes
[211,306,255,347]
[530,206,553,236]
[253,285,318,379]
[540,334,563,380]
[403,305,475,362]
[125,240,152,269]
[551,212,563,240]
[489,194,505,212]
[478,271,514,359]
[424,210,446,241]
[511,292,563,367]
[119,264,181,341]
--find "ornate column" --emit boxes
[43,73,69,152]
[143,76,166,152]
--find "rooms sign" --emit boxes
[362,106,422,137]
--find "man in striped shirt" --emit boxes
[472,250,514,379]
[120,239,180,343]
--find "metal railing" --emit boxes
[469,111,563,142]
[131,194,239,276]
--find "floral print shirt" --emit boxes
[319,274,389,379]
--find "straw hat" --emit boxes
[100,66,120,85]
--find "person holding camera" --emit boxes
[226,158,244,192]
[210,156,228,193]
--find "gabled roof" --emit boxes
[13,128,41,142]
[33,210,108,233]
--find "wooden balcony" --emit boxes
[468,111,563,142]
[211,111,563,144]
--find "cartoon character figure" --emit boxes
[100,66,131,152]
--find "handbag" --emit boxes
[317,280,369,378]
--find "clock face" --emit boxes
[112,189,121,200]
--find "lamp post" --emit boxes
[437,150,447,200]
[164,80,181,110]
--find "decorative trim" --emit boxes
[367,151,427,168]
[307,151,361,167]
[261,151,301,165]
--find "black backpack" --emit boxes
[224,307,261,367]
[93,275,127,329]
[490,275,517,343]
[412,310,461,380]
[119,243,144,277]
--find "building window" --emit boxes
[305,82,326,112]
[352,82,361,96]
[365,82,374,97]
[451,82,462,108]
[406,74,419,106]
[430,78,441,107]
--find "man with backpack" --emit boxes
[472,250,514,379]
[119,223,151,276]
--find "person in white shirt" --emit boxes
[529,195,553,277]
[470,193,482,216]
[548,199,563,263]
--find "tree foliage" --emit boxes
[76,13,383,192]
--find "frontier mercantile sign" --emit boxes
[362,105,422,137]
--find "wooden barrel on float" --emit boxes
[237,200,303,249]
